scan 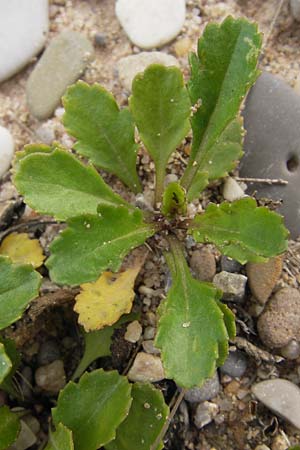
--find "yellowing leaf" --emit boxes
[74,264,142,332]
[0,233,45,268]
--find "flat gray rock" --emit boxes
[252,378,300,429]
[26,31,94,120]
[240,72,300,239]
[0,0,48,83]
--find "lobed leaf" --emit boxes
[45,424,74,450]
[106,383,169,450]
[63,81,141,193]
[0,256,41,330]
[130,64,191,200]
[190,198,289,264]
[181,16,262,199]
[0,343,12,385]
[52,369,132,450]
[13,146,127,221]
[0,232,45,268]
[0,406,20,450]
[155,240,232,388]
[46,205,154,286]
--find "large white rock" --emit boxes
[0,0,48,83]
[0,126,14,179]
[117,51,179,91]
[115,0,186,49]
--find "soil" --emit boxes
[1,1,300,449]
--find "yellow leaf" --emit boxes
[0,232,45,268]
[74,263,142,332]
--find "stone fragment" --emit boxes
[252,378,300,429]
[127,352,165,382]
[0,126,14,179]
[37,340,61,366]
[35,360,66,393]
[280,339,300,360]
[124,320,142,343]
[213,271,247,302]
[194,401,218,429]
[290,0,300,21]
[8,420,37,450]
[184,372,220,403]
[174,37,192,57]
[117,51,179,92]
[255,446,271,450]
[94,33,107,47]
[257,287,300,348]
[35,123,56,145]
[240,72,300,239]
[26,31,94,120]
[247,256,283,304]
[142,340,160,355]
[220,255,242,273]
[115,0,186,49]
[220,350,247,378]
[190,248,216,282]
[0,0,48,82]
[144,326,155,340]
[222,177,245,202]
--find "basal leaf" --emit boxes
[0,406,20,450]
[47,205,154,286]
[0,338,20,394]
[161,181,187,218]
[155,240,231,388]
[52,369,132,450]
[106,383,169,450]
[63,81,141,193]
[0,233,45,268]
[190,198,289,264]
[45,424,74,450]
[130,64,191,201]
[0,343,12,385]
[0,256,41,330]
[13,147,127,221]
[181,17,262,198]
[75,256,144,332]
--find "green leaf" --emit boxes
[190,198,289,264]
[52,369,132,450]
[161,182,187,218]
[0,256,41,330]
[72,312,138,380]
[0,406,21,450]
[106,383,169,450]
[181,17,262,198]
[13,147,127,221]
[45,424,74,450]
[0,338,20,394]
[47,205,154,286]
[0,343,12,384]
[155,239,231,388]
[130,64,191,201]
[63,81,141,193]
[288,446,300,450]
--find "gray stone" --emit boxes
[35,360,66,393]
[281,339,300,360]
[222,177,245,202]
[142,340,160,355]
[8,420,37,450]
[213,271,247,302]
[127,352,165,382]
[115,0,186,49]
[26,31,94,120]
[94,33,107,47]
[184,372,220,403]
[194,401,218,429]
[0,0,48,82]
[117,51,179,92]
[35,123,56,145]
[190,248,216,282]
[290,0,300,21]
[220,350,247,378]
[144,326,155,340]
[220,255,242,273]
[240,72,300,239]
[0,126,14,179]
[37,340,61,366]
[252,378,300,429]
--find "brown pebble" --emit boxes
[224,380,240,395]
[174,37,192,57]
[247,256,283,304]
[190,248,216,282]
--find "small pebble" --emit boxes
[174,37,192,57]
[37,340,61,366]
[280,339,300,360]
[271,435,290,450]
[124,320,142,343]
[220,255,242,273]
[115,0,186,49]
[257,287,300,348]
[144,326,155,340]
[222,177,245,202]
[142,340,160,355]
[22,415,40,435]
[9,420,37,450]
[20,366,33,400]
[117,51,179,92]
[190,248,216,282]
[247,256,283,305]
[94,33,107,47]
[290,0,300,21]
[252,378,300,430]
[127,352,165,382]
[194,401,218,429]
[213,271,247,302]
[220,350,247,378]
[35,360,66,393]
[184,372,220,403]
[35,123,56,145]
[0,126,14,179]
[255,446,271,450]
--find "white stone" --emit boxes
[290,0,300,21]
[117,51,179,91]
[124,320,142,343]
[128,352,165,382]
[222,177,245,202]
[0,0,48,82]
[115,0,186,49]
[0,126,14,178]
